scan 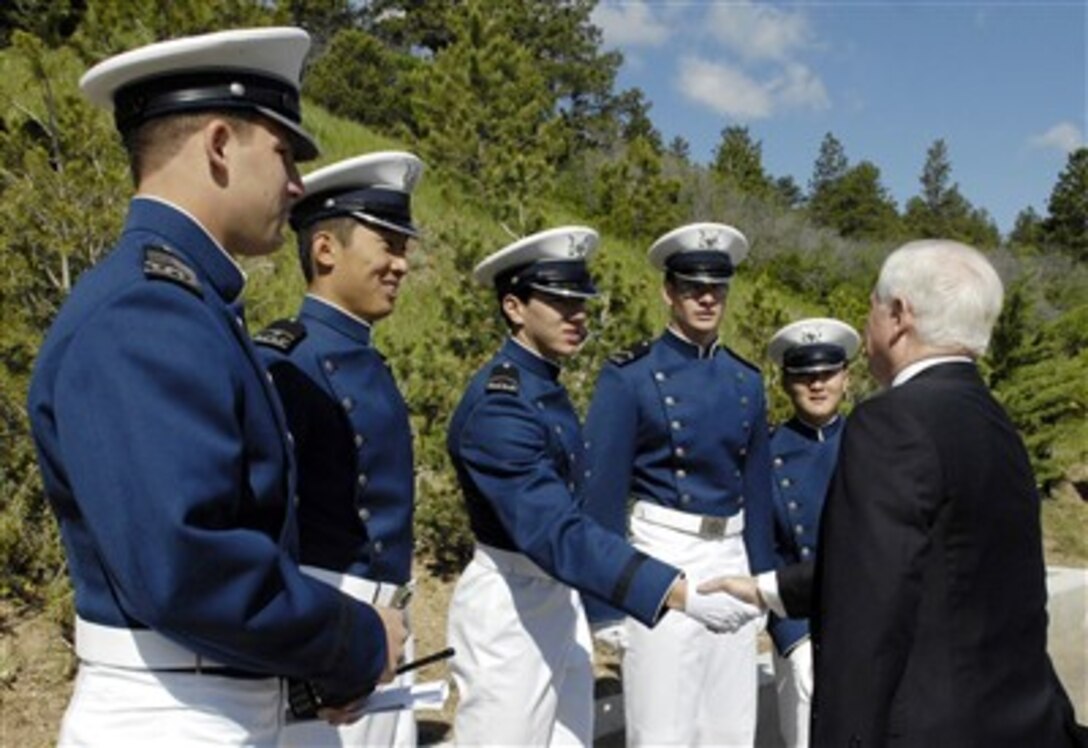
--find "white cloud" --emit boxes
[677,57,772,119]
[703,1,813,62]
[1028,122,1084,154]
[770,62,830,111]
[670,3,829,120]
[677,56,829,120]
[592,1,670,48]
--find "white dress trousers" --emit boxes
[622,510,758,747]
[448,544,594,746]
[774,645,812,748]
[279,566,417,748]
[59,662,283,747]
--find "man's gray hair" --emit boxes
[874,239,1004,356]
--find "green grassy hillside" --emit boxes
[242,106,1087,573]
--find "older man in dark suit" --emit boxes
[702,239,1084,747]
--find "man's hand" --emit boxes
[318,701,366,726]
[309,604,407,726]
[682,576,763,633]
[591,620,629,654]
[374,604,408,684]
[696,575,765,609]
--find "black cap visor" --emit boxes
[500,259,598,299]
[114,71,319,161]
[783,343,848,374]
[291,186,417,237]
[665,250,734,284]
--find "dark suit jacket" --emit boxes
[801,362,1082,747]
[778,559,815,618]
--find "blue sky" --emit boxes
[590,0,1087,235]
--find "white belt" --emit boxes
[75,616,231,671]
[472,543,552,580]
[300,565,412,609]
[631,500,744,539]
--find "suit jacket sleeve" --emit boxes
[777,561,816,619]
[812,394,945,744]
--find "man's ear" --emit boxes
[204,118,233,184]
[502,293,526,328]
[889,297,913,343]
[310,230,340,275]
[661,282,675,307]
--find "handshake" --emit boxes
[682,574,765,633]
[596,574,765,652]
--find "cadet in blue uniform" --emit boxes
[26,29,404,746]
[255,151,424,748]
[446,227,758,746]
[765,317,859,748]
[582,222,773,746]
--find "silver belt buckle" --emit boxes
[699,516,727,538]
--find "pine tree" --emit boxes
[591,136,684,241]
[1042,148,1088,262]
[711,125,773,198]
[904,138,999,247]
[306,28,419,132]
[276,0,360,56]
[367,0,621,159]
[809,131,848,195]
[667,136,691,162]
[409,2,563,231]
[1009,207,1045,251]
[610,87,663,153]
[0,31,129,596]
[807,150,900,240]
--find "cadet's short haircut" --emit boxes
[297,217,357,284]
[123,112,256,186]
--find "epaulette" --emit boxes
[609,340,651,366]
[253,319,308,353]
[143,245,202,297]
[486,361,520,394]
[723,344,761,374]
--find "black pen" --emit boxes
[395,646,455,676]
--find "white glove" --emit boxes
[591,621,629,654]
[787,639,814,701]
[684,579,763,633]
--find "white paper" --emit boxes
[359,679,449,713]
[285,680,449,724]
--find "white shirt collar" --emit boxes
[136,195,248,292]
[892,355,973,387]
[666,325,719,359]
[796,413,840,442]
[305,293,373,331]
[510,336,561,368]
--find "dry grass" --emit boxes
[3,522,1085,748]
[1042,482,1088,567]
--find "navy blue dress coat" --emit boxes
[767,416,843,655]
[447,338,679,626]
[581,330,776,622]
[256,296,414,584]
[27,198,387,704]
